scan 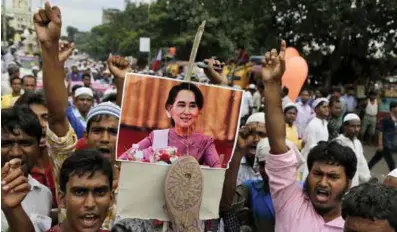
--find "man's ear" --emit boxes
[84,131,88,140]
[347,179,352,189]
[58,191,66,208]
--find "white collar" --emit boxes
[28,175,44,191]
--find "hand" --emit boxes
[203,58,228,85]
[237,125,254,150]
[261,40,286,83]
[107,55,132,79]
[59,41,74,64]
[1,159,30,210]
[33,2,62,49]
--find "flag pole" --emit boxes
[184,21,206,82]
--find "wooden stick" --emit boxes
[184,21,206,82]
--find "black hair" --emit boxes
[329,96,341,107]
[22,75,37,84]
[72,85,83,94]
[368,90,376,96]
[102,93,117,103]
[282,86,289,96]
[390,102,397,111]
[342,181,397,230]
[284,105,297,113]
[9,76,21,85]
[59,149,113,193]
[86,114,118,133]
[307,141,357,180]
[14,91,47,108]
[165,82,204,126]
[300,88,310,95]
[82,73,91,80]
[1,105,42,144]
[332,87,342,94]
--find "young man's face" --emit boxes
[86,116,119,162]
[344,120,361,138]
[59,172,113,232]
[243,122,267,158]
[307,162,350,216]
[29,104,49,148]
[1,129,39,176]
[344,216,394,232]
[74,96,93,115]
[22,77,37,92]
[315,103,330,118]
[330,102,342,117]
[300,91,310,103]
[11,78,22,93]
[284,108,297,125]
[83,77,91,87]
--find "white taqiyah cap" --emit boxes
[283,102,297,112]
[246,112,265,124]
[312,97,329,109]
[248,84,256,89]
[74,87,93,98]
[343,113,361,123]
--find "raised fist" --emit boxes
[59,41,74,64]
[1,159,30,210]
[261,40,287,83]
[107,55,132,79]
[33,2,62,48]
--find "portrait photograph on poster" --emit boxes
[116,73,243,169]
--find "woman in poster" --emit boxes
[121,82,222,168]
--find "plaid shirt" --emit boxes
[327,116,342,141]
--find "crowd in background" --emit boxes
[1,3,397,232]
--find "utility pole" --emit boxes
[2,0,7,44]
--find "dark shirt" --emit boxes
[328,116,342,140]
[380,116,397,149]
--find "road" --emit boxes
[363,145,396,181]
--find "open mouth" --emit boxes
[80,213,99,227]
[98,147,112,159]
[315,188,330,203]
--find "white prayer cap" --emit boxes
[343,113,361,123]
[74,87,93,98]
[103,69,111,74]
[32,66,39,70]
[246,112,265,124]
[256,138,305,165]
[312,97,329,109]
[387,169,397,178]
[248,84,256,89]
[283,102,297,112]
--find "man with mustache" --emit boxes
[33,2,129,229]
[47,149,114,232]
[335,113,371,187]
[342,181,397,232]
[237,112,267,185]
[260,40,357,231]
[1,106,53,231]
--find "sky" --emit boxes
[6,0,151,35]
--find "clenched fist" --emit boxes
[33,2,62,48]
[107,55,132,79]
[261,40,287,83]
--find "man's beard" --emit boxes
[303,177,349,216]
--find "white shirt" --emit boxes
[237,156,262,185]
[241,91,253,118]
[301,117,329,160]
[252,91,262,112]
[72,107,88,129]
[365,99,378,116]
[282,96,292,108]
[2,175,52,232]
[335,134,371,187]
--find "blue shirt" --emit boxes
[380,116,397,149]
[66,105,85,139]
[243,180,275,223]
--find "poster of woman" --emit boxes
[116,74,243,169]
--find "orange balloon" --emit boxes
[285,47,300,60]
[282,56,308,102]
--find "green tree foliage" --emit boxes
[72,0,397,84]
